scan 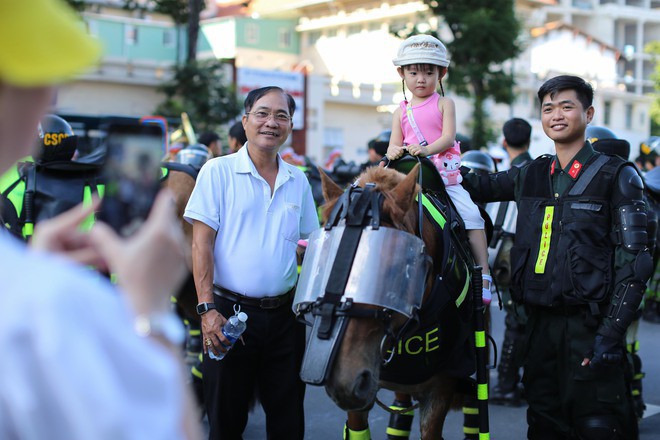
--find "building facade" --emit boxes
[61,0,659,163]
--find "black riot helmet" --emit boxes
[586,125,630,160]
[461,150,495,175]
[37,114,78,163]
[368,130,391,157]
[175,143,211,168]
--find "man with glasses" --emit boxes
[185,86,318,439]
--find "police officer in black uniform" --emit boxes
[463,75,653,439]
[488,118,534,407]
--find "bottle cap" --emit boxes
[237,312,248,322]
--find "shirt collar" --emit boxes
[234,142,296,181]
[550,141,595,180]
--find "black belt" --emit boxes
[213,284,295,310]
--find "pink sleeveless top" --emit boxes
[399,92,462,186]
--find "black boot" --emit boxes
[386,399,414,439]
[491,330,524,407]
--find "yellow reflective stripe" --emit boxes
[416,194,447,228]
[80,184,104,231]
[191,365,203,379]
[462,406,478,415]
[535,206,554,274]
[463,427,479,434]
[477,383,488,400]
[189,329,201,336]
[343,425,371,440]
[455,270,471,307]
[479,432,490,440]
[0,165,25,217]
[23,223,33,237]
[388,406,414,416]
[627,341,640,353]
[161,167,169,179]
[385,427,411,436]
[474,330,486,348]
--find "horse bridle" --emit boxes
[297,164,431,366]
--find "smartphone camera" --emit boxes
[97,123,164,236]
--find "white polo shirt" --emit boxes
[184,144,319,298]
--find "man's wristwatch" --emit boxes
[196,302,217,316]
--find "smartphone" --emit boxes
[97,123,164,236]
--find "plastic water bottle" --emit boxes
[209,311,248,361]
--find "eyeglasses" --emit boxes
[246,111,292,124]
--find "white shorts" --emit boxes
[445,184,485,230]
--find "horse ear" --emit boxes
[389,163,420,212]
[319,166,344,203]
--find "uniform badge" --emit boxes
[568,160,582,179]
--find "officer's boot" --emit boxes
[462,394,479,440]
[490,329,523,406]
[386,399,414,439]
[627,341,646,419]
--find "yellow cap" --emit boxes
[0,0,101,86]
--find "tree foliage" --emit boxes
[155,60,242,132]
[426,0,522,148]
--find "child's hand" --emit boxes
[408,144,429,157]
[386,145,406,161]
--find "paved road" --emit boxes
[218,300,660,439]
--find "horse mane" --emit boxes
[320,166,438,260]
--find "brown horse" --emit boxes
[161,164,201,324]
[294,163,480,439]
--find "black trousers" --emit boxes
[203,294,306,440]
[523,307,638,439]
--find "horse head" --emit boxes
[294,164,442,411]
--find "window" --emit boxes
[625,103,633,130]
[125,25,138,46]
[245,23,259,44]
[279,28,292,49]
[604,101,611,126]
[347,24,362,36]
[324,127,344,150]
[87,19,98,37]
[163,29,175,47]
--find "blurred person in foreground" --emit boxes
[463,75,652,439]
[185,86,318,439]
[0,1,199,439]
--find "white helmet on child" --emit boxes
[392,34,450,68]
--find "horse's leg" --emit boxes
[416,376,457,440]
[345,411,370,439]
[387,392,415,439]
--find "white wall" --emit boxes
[55,81,164,117]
